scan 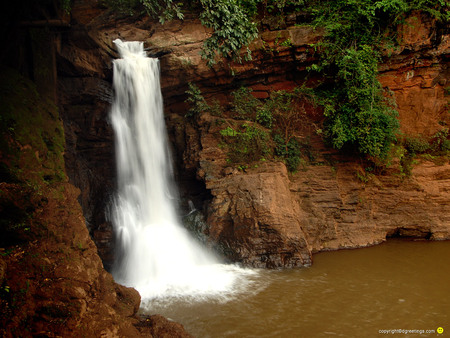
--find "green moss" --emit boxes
[0,66,66,186]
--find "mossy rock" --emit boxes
[0,66,66,186]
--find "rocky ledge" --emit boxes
[0,182,189,337]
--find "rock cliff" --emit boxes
[57,1,449,270]
[0,17,190,338]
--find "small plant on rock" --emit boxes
[185,83,210,118]
[220,124,271,163]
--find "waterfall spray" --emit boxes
[109,39,254,302]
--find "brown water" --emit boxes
[142,240,450,337]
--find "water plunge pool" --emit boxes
[141,239,449,337]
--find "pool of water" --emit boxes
[141,240,450,337]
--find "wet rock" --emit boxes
[137,314,193,338]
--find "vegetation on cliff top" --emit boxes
[306,0,447,159]
[107,0,448,162]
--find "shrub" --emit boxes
[185,83,210,118]
[404,136,430,155]
[264,0,309,16]
[308,0,413,159]
[231,87,261,120]
[141,0,184,22]
[308,0,448,160]
[431,128,450,154]
[267,89,312,149]
[199,0,258,66]
[273,134,302,172]
[220,124,271,163]
[256,106,273,129]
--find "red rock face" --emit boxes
[293,159,450,253]
[57,3,449,269]
[0,182,146,336]
[204,161,312,268]
[378,13,449,137]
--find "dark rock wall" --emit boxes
[59,75,115,268]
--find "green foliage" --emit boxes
[176,0,448,165]
[305,0,449,159]
[230,86,274,127]
[220,126,238,137]
[185,82,224,119]
[399,151,414,177]
[397,129,449,177]
[265,90,294,116]
[231,87,261,120]
[220,124,271,163]
[255,106,273,129]
[319,70,400,159]
[267,88,313,148]
[408,0,449,22]
[104,0,448,77]
[430,128,450,154]
[102,0,183,19]
[224,87,314,171]
[238,0,260,17]
[141,0,184,22]
[308,0,448,161]
[273,134,302,172]
[279,38,293,47]
[104,0,260,65]
[199,0,258,66]
[264,0,308,14]
[310,0,447,46]
[404,136,430,155]
[185,83,210,118]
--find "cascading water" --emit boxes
[109,39,255,303]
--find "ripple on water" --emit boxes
[140,240,450,338]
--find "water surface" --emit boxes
[143,240,450,337]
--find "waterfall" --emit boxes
[109,39,254,302]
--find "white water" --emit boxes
[109,39,255,304]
